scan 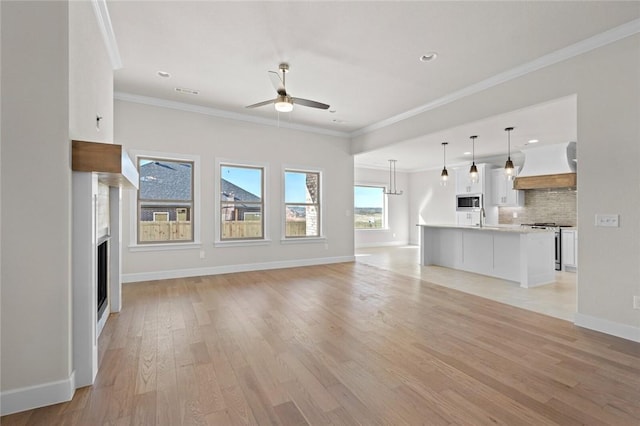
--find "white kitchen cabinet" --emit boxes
[420,225,556,288]
[456,164,488,195]
[492,168,524,206]
[456,211,481,226]
[562,230,577,272]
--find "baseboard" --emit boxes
[355,241,410,249]
[574,313,640,343]
[0,371,75,416]
[122,255,356,283]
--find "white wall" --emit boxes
[69,0,115,390]
[69,1,114,142]
[115,100,354,281]
[353,34,640,340]
[354,167,409,248]
[408,169,457,245]
[1,0,72,402]
[1,0,114,414]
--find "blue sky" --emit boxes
[222,166,263,197]
[354,185,384,208]
[284,172,310,203]
[221,167,308,202]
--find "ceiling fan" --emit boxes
[246,63,330,113]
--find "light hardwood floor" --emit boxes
[3,262,639,425]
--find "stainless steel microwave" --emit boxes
[456,194,482,211]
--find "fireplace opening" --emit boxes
[97,240,108,319]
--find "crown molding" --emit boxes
[114,92,351,139]
[351,18,640,138]
[91,0,122,70]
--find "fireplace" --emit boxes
[72,140,138,387]
[97,239,108,320]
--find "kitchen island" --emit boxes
[418,224,555,288]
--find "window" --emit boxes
[354,185,385,229]
[284,170,321,238]
[220,164,264,240]
[137,157,194,243]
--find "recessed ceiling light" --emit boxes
[419,52,438,62]
[528,139,539,144]
[157,71,171,78]
[463,151,471,156]
[175,87,199,95]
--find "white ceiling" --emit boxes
[354,94,578,172]
[107,1,639,170]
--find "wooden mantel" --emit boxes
[72,140,138,189]
[513,172,576,190]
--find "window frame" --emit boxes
[283,168,324,241]
[354,183,388,231]
[215,159,269,246]
[128,150,201,251]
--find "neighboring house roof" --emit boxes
[139,161,261,202]
[221,179,261,203]
[139,161,193,200]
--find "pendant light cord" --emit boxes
[506,127,513,160]
[443,142,447,167]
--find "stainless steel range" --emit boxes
[520,223,571,271]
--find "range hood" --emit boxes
[514,142,576,190]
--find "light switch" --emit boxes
[595,214,619,227]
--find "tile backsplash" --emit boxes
[499,189,576,226]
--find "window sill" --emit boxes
[280,236,327,245]
[214,239,272,248]
[355,228,390,232]
[128,241,202,252]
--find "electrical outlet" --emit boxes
[634,296,640,310]
[199,250,205,259]
[595,214,619,227]
[512,211,518,218]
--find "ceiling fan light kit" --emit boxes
[275,95,294,112]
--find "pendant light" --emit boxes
[440,142,449,185]
[504,126,515,180]
[469,135,479,183]
[383,159,403,195]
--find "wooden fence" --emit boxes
[222,221,263,239]
[140,220,308,241]
[286,221,307,237]
[140,221,192,242]
[221,221,307,238]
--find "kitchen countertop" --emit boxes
[417,224,554,233]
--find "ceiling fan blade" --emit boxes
[292,97,330,110]
[245,98,276,108]
[268,71,286,96]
